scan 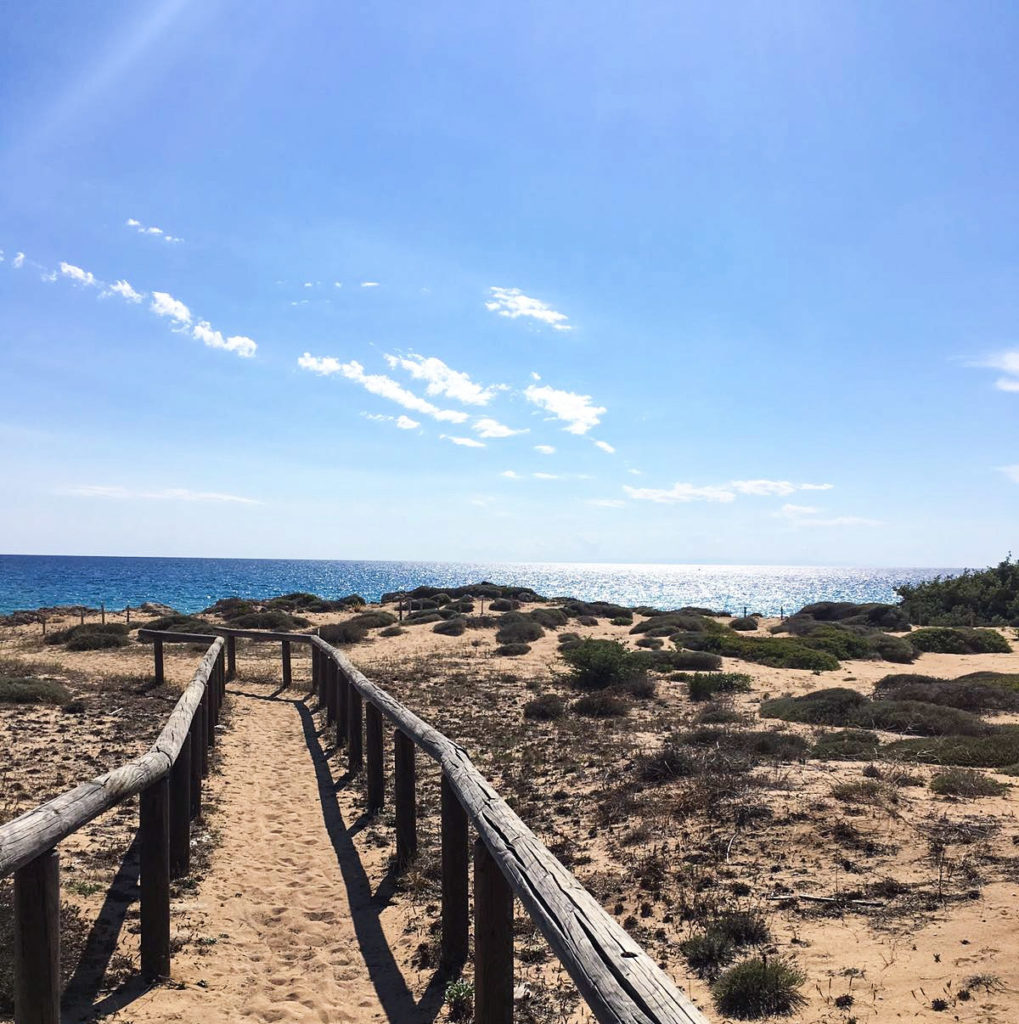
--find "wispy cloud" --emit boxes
[361,281,379,288]
[486,287,571,330]
[298,355,469,423]
[385,353,502,405]
[126,217,183,243]
[523,383,605,435]
[998,465,1019,483]
[191,321,256,358]
[441,435,486,448]
[59,261,97,287]
[534,444,556,455]
[63,485,259,504]
[588,498,626,508]
[361,412,421,430]
[731,479,833,496]
[624,482,737,504]
[533,472,559,480]
[501,470,521,479]
[775,503,880,528]
[106,279,143,303]
[593,440,615,454]
[473,417,527,438]
[12,252,26,268]
[151,291,192,324]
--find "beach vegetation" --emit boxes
[495,614,544,645]
[904,626,1011,655]
[0,677,71,705]
[929,768,1008,798]
[674,672,753,701]
[573,692,628,717]
[228,610,310,630]
[678,630,842,671]
[379,626,405,637]
[729,616,758,631]
[711,956,807,1018]
[44,622,129,646]
[319,621,368,645]
[433,617,466,636]
[883,728,1019,768]
[811,729,881,760]
[873,672,1019,713]
[897,557,1019,626]
[559,639,646,691]
[138,614,219,636]
[495,643,531,656]
[523,694,566,720]
[529,607,569,629]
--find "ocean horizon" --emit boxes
[0,554,964,618]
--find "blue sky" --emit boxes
[1,1,1017,566]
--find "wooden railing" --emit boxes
[0,636,226,1024]
[1,627,708,1024]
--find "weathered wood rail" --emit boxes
[1,626,709,1024]
[0,636,227,1024]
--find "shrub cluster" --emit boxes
[711,956,807,1019]
[523,694,566,720]
[930,768,1008,798]
[45,622,130,649]
[896,557,1019,626]
[433,617,466,637]
[0,677,71,705]
[495,614,545,645]
[904,627,1011,655]
[679,630,842,671]
[673,672,753,702]
[873,672,1019,713]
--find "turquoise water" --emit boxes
[0,555,960,617]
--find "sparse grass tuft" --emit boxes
[711,956,807,1019]
[523,694,566,720]
[0,677,71,705]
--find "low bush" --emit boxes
[577,615,599,627]
[811,729,880,761]
[139,614,219,636]
[610,616,633,626]
[496,615,545,645]
[635,637,663,649]
[558,632,581,645]
[711,956,807,1019]
[930,768,1008,798]
[884,727,1019,768]
[405,612,443,625]
[631,612,717,635]
[433,618,466,637]
[45,622,129,646]
[0,677,71,705]
[495,643,531,657]
[730,616,758,631]
[489,599,519,612]
[670,650,724,672]
[319,621,368,645]
[573,693,628,717]
[529,607,569,629]
[674,672,752,701]
[680,930,736,979]
[559,640,646,691]
[873,672,1019,713]
[349,611,397,629]
[204,596,258,618]
[379,626,405,638]
[680,630,841,671]
[906,627,1011,655]
[229,610,310,630]
[761,688,868,726]
[897,557,1019,626]
[523,694,566,720]
[66,630,130,651]
[851,699,989,737]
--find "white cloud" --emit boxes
[361,281,379,288]
[126,218,140,227]
[627,468,643,476]
[534,444,556,455]
[126,217,183,243]
[799,482,835,491]
[12,252,26,268]
[59,262,97,287]
[304,282,314,288]
[624,482,736,504]
[996,377,1019,393]
[530,371,541,380]
[151,291,192,324]
[442,435,486,448]
[588,498,626,508]
[473,417,527,438]
[41,270,57,282]
[776,503,880,527]
[501,470,521,479]
[396,415,420,430]
[334,281,343,288]
[533,472,559,480]
[998,465,1019,483]
[106,279,143,303]
[298,355,469,423]
[385,353,501,405]
[486,287,571,330]
[730,479,833,496]
[64,485,259,504]
[192,321,256,358]
[362,413,421,430]
[593,440,615,454]
[523,384,605,435]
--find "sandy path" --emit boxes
[102,680,421,1024]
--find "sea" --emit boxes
[0,555,961,618]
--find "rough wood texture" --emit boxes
[314,638,708,1024]
[0,638,224,879]
[348,687,363,775]
[441,771,469,971]
[366,703,384,813]
[281,640,292,688]
[140,776,171,978]
[394,730,417,868]
[474,837,514,1024]
[169,734,191,879]
[13,849,60,1024]
[227,635,237,679]
[153,638,164,687]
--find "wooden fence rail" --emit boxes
[1,625,708,1024]
[0,636,227,1024]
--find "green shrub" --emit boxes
[631,612,716,635]
[530,607,569,629]
[140,614,219,636]
[559,640,646,691]
[681,630,841,671]
[496,615,544,645]
[930,768,1008,798]
[379,626,405,637]
[635,637,663,649]
[319,621,368,645]
[229,610,310,630]
[0,677,71,705]
[573,693,628,717]
[610,616,633,626]
[45,622,129,646]
[433,618,466,637]
[350,611,397,629]
[711,956,807,1018]
[680,930,736,979]
[640,743,700,782]
[883,727,1019,768]
[577,615,599,626]
[670,650,724,672]
[811,729,880,760]
[730,616,758,631]
[489,599,519,612]
[495,643,531,656]
[204,596,258,618]
[523,694,566,720]
[444,979,474,1022]
[907,627,1011,655]
[676,672,752,701]
[712,910,771,947]
[873,672,1019,713]
[405,611,442,625]
[558,632,581,645]
[65,630,130,651]
[897,558,1019,626]
[852,700,989,737]
[761,688,868,726]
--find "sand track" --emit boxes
[94,680,429,1024]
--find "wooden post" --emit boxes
[474,838,514,1024]
[140,776,171,979]
[153,639,164,687]
[441,771,469,971]
[41,617,46,638]
[169,735,191,879]
[281,640,292,689]
[394,731,417,868]
[326,658,337,724]
[199,695,210,778]
[101,602,106,624]
[348,686,363,776]
[13,848,60,1024]
[79,608,84,626]
[126,605,131,624]
[227,635,236,680]
[208,668,218,747]
[337,670,349,744]
[190,712,203,818]
[366,703,384,813]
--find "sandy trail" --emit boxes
[98,679,431,1024]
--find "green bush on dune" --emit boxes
[0,677,71,705]
[897,557,1019,626]
[904,627,1011,655]
[44,623,129,646]
[680,630,842,671]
